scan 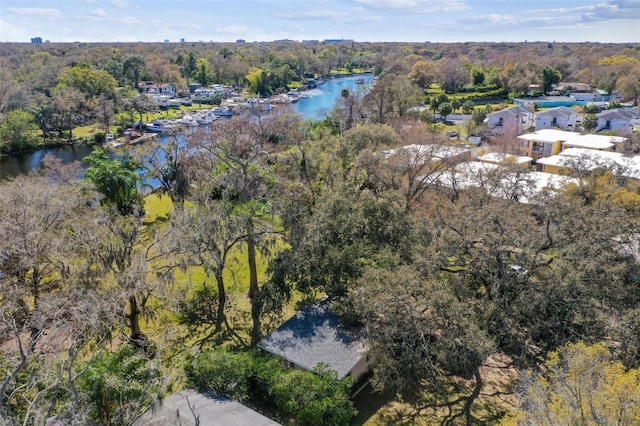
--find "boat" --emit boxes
[194,110,218,125]
[287,90,302,103]
[213,106,234,117]
[175,114,199,127]
[355,77,366,84]
[246,98,273,112]
[145,120,175,133]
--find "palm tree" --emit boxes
[84,147,141,215]
[32,104,52,142]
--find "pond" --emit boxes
[0,74,372,181]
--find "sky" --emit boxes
[0,0,638,44]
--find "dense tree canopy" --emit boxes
[1,39,639,425]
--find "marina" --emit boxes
[0,74,372,180]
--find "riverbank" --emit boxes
[0,136,101,158]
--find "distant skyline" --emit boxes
[1,0,639,44]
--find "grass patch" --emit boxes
[143,192,174,224]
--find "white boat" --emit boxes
[176,115,199,127]
[213,106,233,117]
[145,120,175,133]
[194,110,218,125]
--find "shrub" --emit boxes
[185,351,253,401]
[271,364,356,426]
[185,352,357,425]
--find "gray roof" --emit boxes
[489,105,531,118]
[133,390,280,426]
[597,108,636,120]
[536,106,576,117]
[258,303,368,379]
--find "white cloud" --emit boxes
[91,8,107,17]
[111,0,130,9]
[7,7,62,19]
[349,0,469,13]
[0,18,29,40]
[215,24,253,35]
[273,9,382,24]
[120,16,139,25]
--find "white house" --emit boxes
[596,108,638,133]
[535,106,578,131]
[485,106,534,135]
[140,82,176,98]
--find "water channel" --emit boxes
[0,74,372,180]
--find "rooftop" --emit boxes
[133,390,280,426]
[257,302,367,380]
[537,148,640,179]
[518,129,626,145]
[478,152,534,165]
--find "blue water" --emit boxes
[0,75,371,180]
[293,74,372,120]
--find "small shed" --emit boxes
[258,302,369,381]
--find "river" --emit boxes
[0,75,372,180]
[293,74,372,119]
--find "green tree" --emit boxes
[451,98,461,113]
[57,65,118,98]
[0,109,39,153]
[541,66,561,94]
[83,147,141,215]
[430,93,449,113]
[462,99,475,114]
[408,60,436,89]
[123,55,147,90]
[78,345,160,426]
[194,57,212,86]
[31,104,52,142]
[582,113,598,132]
[126,93,158,124]
[439,101,453,121]
[246,68,272,96]
[102,59,124,86]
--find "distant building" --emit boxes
[180,38,185,43]
[31,37,43,44]
[236,39,246,44]
[303,39,320,44]
[323,39,354,44]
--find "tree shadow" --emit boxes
[351,382,395,426]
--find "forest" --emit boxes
[1,40,640,425]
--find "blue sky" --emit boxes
[1,0,638,43]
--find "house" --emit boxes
[569,89,620,103]
[552,82,592,94]
[534,148,640,180]
[484,106,534,135]
[140,81,177,98]
[561,133,626,152]
[518,129,566,159]
[534,106,578,131]
[477,151,533,166]
[257,302,369,382]
[518,129,627,160]
[595,108,638,133]
[477,152,533,166]
[436,160,577,204]
[134,389,280,426]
